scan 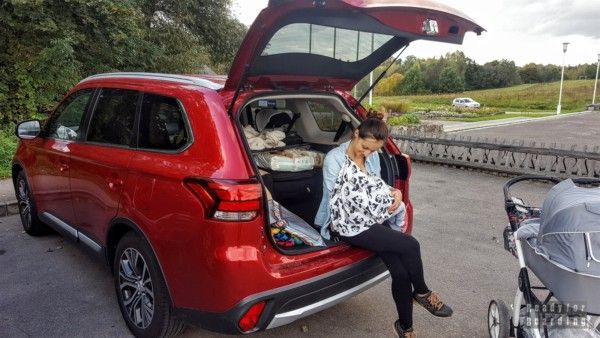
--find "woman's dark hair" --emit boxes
[358,117,389,141]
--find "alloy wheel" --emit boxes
[118,248,155,329]
[17,178,32,229]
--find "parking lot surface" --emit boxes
[456,111,600,149]
[0,163,551,337]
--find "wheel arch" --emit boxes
[106,217,175,305]
[11,161,25,187]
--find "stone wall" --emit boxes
[393,132,600,178]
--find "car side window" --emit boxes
[138,94,189,151]
[87,88,139,147]
[46,89,93,141]
[308,101,343,132]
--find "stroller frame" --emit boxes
[488,175,600,338]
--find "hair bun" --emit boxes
[367,108,387,121]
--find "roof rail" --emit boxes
[80,72,224,90]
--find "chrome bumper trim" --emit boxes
[266,270,390,329]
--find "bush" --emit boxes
[418,111,480,119]
[388,113,420,126]
[449,106,501,115]
[0,124,17,178]
[378,101,410,114]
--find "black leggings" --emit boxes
[341,223,429,330]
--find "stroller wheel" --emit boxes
[488,300,511,338]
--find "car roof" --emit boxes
[79,72,224,91]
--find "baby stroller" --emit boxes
[488,175,600,338]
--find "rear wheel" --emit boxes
[488,299,511,338]
[114,232,185,337]
[15,171,47,236]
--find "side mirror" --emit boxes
[16,120,41,140]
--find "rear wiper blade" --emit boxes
[353,44,408,110]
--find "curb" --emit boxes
[1,200,18,217]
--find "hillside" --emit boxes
[374,80,597,113]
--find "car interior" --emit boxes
[238,94,399,252]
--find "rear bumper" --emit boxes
[174,255,388,334]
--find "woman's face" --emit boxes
[352,132,385,158]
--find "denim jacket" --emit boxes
[314,141,381,239]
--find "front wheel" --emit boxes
[15,171,47,236]
[488,299,511,338]
[114,232,185,337]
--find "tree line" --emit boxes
[365,51,599,97]
[0,0,246,124]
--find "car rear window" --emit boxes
[87,88,138,147]
[138,94,189,151]
[262,23,393,62]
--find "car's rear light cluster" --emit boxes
[185,178,262,221]
[394,178,409,200]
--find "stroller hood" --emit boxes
[537,179,600,275]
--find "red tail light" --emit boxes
[238,301,266,332]
[185,179,262,221]
[394,178,409,200]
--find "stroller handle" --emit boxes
[503,175,600,232]
[503,175,600,202]
[503,175,561,202]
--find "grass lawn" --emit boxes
[374,79,596,115]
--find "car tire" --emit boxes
[15,171,47,236]
[114,232,185,338]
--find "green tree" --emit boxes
[438,67,465,93]
[134,0,246,71]
[519,63,540,83]
[400,63,426,94]
[464,60,484,90]
[374,73,404,96]
[0,0,153,123]
[0,0,246,124]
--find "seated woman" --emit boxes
[314,117,452,338]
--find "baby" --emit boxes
[388,200,406,232]
[329,155,407,236]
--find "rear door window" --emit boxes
[138,94,189,151]
[308,101,343,132]
[87,89,139,147]
[46,89,94,141]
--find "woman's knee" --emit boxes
[404,235,421,253]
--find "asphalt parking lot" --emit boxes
[457,111,600,149]
[0,163,553,338]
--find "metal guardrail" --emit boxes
[392,132,600,178]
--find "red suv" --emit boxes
[12,1,481,336]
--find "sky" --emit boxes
[231,0,600,66]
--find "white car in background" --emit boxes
[452,97,480,108]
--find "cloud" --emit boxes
[496,0,600,38]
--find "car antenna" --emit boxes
[353,44,408,111]
[227,64,250,116]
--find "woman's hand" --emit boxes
[388,189,403,213]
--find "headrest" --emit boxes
[255,109,293,131]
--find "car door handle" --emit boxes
[59,164,69,172]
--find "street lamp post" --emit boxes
[593,53,600,106]
[557,42,569,115]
